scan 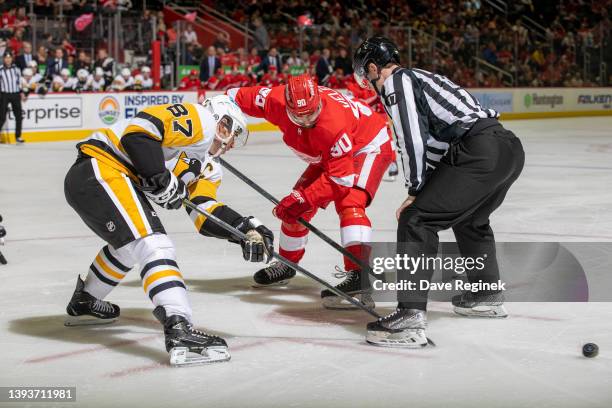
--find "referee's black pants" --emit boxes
[0,92,23,141]
[397,118,525,310]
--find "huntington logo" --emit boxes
[98,96,120,125]
[524,93,563,109]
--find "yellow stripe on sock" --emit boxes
[143,269,183,292]
[95,254,125,280]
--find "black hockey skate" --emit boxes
[153,306,230,366]
[64,276,120,326]
[452,291,508,318]
[253,261,296,287]
[320,269,374,310]
[366,308,428,348]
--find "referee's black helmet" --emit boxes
[352,36,400,88]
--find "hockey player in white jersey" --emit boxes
[75,69,91,92]
[90,67,106,91]
[64,95,274,366]
[26,60,48,94]
[60,68,78,91]
[115,67,134,90]
[140,66,153,89]
[20,67,44,95]
[51,75,65,92]
[109,75,126,91]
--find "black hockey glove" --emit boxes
[235,216,274,263]
[141,170,187,210]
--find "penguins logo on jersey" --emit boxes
[173,152,203,183]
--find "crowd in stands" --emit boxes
[11,41,155,95]
[0,0,609,95]
[214,0,611,87]
[0,1,155,95]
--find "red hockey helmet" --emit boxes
[285,74,322,128]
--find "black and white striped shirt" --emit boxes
[0,64,22,93]
[380,67,498,195]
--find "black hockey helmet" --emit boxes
[352,36,400,88]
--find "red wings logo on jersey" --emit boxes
[288,146,322,163]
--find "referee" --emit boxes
[353,37,525,347]
[0,51,24,143]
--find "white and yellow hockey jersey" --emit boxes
[78,103,225,233]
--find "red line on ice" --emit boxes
[104,339,272,378]
[24,335,159,364]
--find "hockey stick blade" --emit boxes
[182,199,381,319]
[0,250,7,265]
[218,158,384,282]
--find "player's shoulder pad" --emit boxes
[267,85,286,103]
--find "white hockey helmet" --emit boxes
[51,76,64,91]
[22,68,33,78]
[121,67,131,78]
[27,60,38,69]
[202,94,249,157]
[60,68,70,78]
[94,67,104,77]
[141,66,151,74]
[77,68,89,80]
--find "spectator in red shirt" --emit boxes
[260,65,283,86]
[205,68,225,90]
[179,68,201,90]
[8,28,24,54]
[14,7,28,30]
[219,49,236,69]
[247,47,261,69]
[62,35,76,57]
[1,8,16,31]
[327,68,347,89]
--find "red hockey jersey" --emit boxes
[227,85,389,207]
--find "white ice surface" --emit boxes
[0,117,611,407]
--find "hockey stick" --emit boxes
[0,216,6,265]
[218,158,378,280]
[182,198,381,319]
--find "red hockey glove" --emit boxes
[272,189,313,224]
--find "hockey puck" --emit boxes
[582,343,599,358]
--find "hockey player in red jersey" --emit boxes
[346,76,400,181]
[227,74,393,309]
